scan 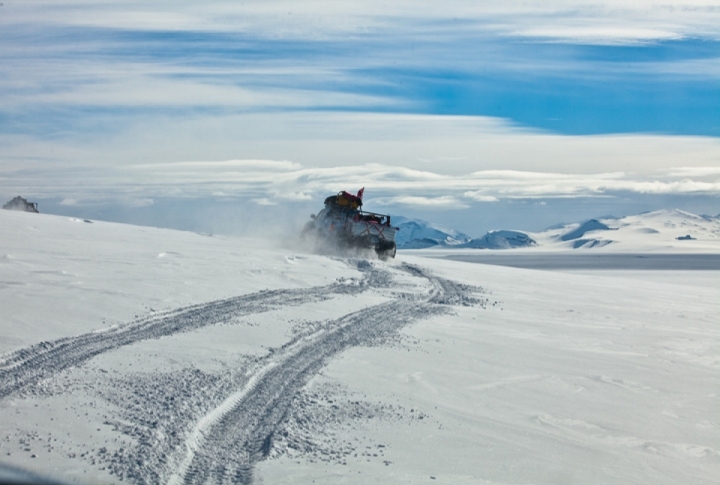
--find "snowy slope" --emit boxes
[1,210,719,485]
[459,229,537,249]
[532,209,720,252]
[559,219,612,241]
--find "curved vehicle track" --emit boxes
[0,269,382,399]
[0,261,484,484]
[170,263,482,485]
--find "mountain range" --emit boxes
[395,209,720,251]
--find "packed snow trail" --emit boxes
[0,268,387,399]
[169,263,482,485]
[169,301,426,485]
[0,261,484,485]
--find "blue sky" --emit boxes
[1,1,719,236]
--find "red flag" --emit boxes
[357,187,365,199]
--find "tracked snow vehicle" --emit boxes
[302,189,398,260]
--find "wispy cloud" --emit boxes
[372,195,470,209]
[662,167,720,178]
[463,193,500,202]
[2,0,719,141]
[58,195,155,208]
[2,110,719,198]
[8,1,720,42]
[512,27,683,44]
[4,154,719,207]
[132,160,303,172]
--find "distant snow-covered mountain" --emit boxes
[459,230,537,249]
[393,216,471,249]
[533,209,720,251]
[399,209,720,252]
[558,219,612,241]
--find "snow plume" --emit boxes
[298,228,380,260]
[294,212,384,260]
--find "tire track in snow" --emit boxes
[0,270,384,400]
[168,262,482,485]
[0,260,484,485]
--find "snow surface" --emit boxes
[1,210,719,485]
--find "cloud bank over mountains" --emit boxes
[3,113,718,207]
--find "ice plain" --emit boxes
[1,209,719,485]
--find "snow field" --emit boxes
[1,210,718,484]
[0,211,346,353]
[258,257,719,484]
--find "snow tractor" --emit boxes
[3,196,39,213]
[302,189,398,260]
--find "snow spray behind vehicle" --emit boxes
[301,189,398,260]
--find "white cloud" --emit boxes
[23,162,720,207]
[121,197,155,208]
[131,159,303,172]
[636,57,720,78]
[463,193,500,202]
[371,195,470,209]
[662,167,720,178]
[9,1,720,43]
[56,196,155,208]
[511,27,684,44]
[2,113,719,213]
[1,3,717,232]
[251,198,276,206]
[108,155,720,202]
[270,191,314,201]
[1,74,395,111]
